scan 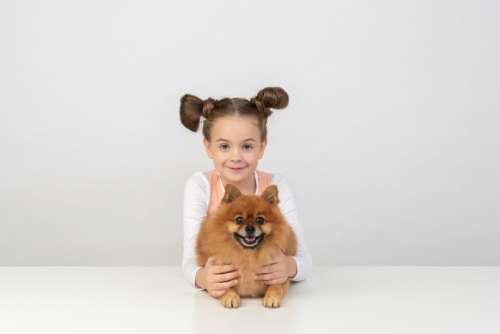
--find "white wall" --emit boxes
[1,0,499,265]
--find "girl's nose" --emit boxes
[230,149,243,160]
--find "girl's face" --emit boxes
[203,115,266,189]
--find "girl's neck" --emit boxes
[218,171,256,195]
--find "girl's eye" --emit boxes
[255,217,265,225]
[235,217,244,225]
[219,144,253,151]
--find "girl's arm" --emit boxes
[182,172,210,289]
[274,173,313,282]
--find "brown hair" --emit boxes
[179,87,289,142]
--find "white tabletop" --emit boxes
[0,266,499,333]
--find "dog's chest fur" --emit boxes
[220,246,278,298]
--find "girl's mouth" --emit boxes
[228,166,246,172]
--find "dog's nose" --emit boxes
[245,225,255,234]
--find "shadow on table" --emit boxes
[190,289,302,333]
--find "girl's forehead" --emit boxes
[212,116,260,141]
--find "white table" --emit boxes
[1,266,499,333]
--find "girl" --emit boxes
[180,87,312,298]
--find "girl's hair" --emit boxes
[179,87,289,142]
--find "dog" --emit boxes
[196,183,297,308]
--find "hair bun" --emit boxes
[179,94,204,132]
[202,98,216,119]
[255,87,289,110]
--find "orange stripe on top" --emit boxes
[206,169,273,216]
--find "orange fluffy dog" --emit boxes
[196,183,297,308]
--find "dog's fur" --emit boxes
[196,183,297,308]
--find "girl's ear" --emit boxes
[203,138,214,160]
[258,140,267,159]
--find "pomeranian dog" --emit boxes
[196,183,297,308]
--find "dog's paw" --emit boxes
[262,292,282,308]
[220,291,240,308]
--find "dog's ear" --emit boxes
[221,184,241,204]
[261,185,279,205]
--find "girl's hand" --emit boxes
[254,250,297,285]
[198,257,240,298]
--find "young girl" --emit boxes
[179,87,312,298]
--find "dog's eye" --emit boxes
[255,217,265,225]
[235,217,244,225]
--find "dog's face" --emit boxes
[218,184,282,249]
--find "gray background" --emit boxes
[1,0,499,265]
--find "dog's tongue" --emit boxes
[245,236,256,242]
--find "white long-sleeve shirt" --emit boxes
[182,170,313,289]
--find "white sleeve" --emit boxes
[182,172,210,289]
[273,173,313,282]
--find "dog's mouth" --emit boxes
[234,233,265,249]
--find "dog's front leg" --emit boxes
[219,288,241,308]
[262,280,290,308]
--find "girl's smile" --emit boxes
[228,166,246,172]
